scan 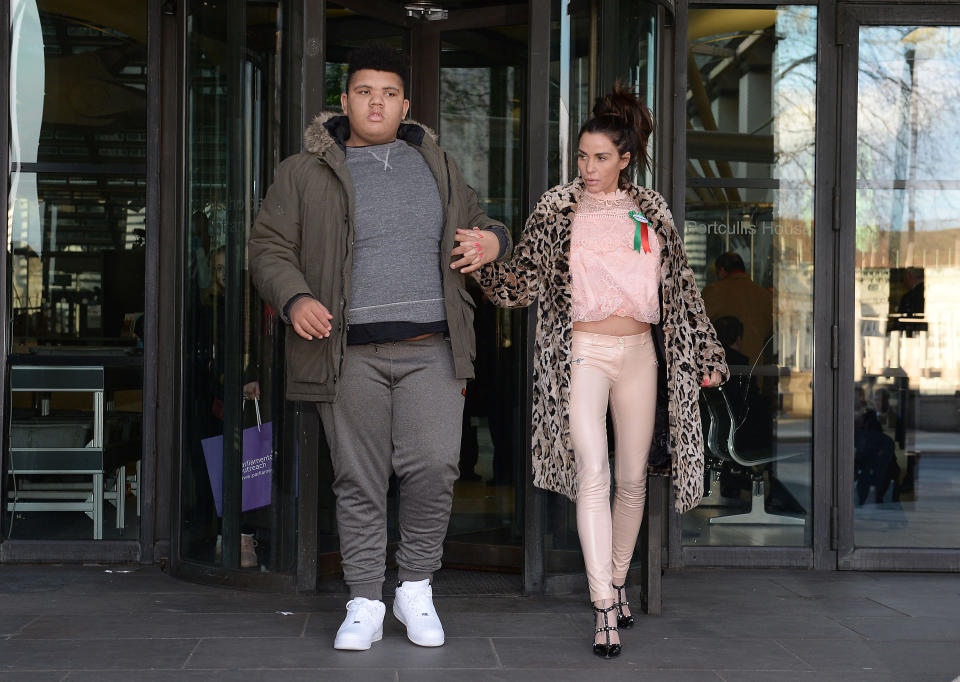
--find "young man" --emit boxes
[248,45,509,650]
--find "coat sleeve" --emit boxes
[656,196,730,383]
[446,152,513,261]
[247,157,314,321]
[471,194,550,308]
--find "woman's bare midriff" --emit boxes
[573,316,651,336]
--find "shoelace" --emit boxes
[401,587,435,617]
[345,599,381,624]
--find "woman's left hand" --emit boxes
[701,371,723,388]
[451,227,498,274]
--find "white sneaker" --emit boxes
[393,579,445,647]
[334,597,385,651]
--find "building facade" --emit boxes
[2,0,959,590]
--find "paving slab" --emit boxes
[187,635,499,670]
[0,638,198,671]
[14,612,309,640]
[0,565,958,679]
[65,669,400,681]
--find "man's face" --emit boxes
[340,69,409,146]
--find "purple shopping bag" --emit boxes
[201,399,273,516]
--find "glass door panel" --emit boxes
[319,2,528,576]
[5,0,147,540]
[545,0,659,574]
[681,7,817,548]
[440,22,527,570]
[180,0,295,572]
[851,25,960,550]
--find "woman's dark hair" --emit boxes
[578,82,654,188]
[346,44,410,94]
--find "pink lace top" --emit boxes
[570,190,661,324]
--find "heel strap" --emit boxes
[593,604,619,642]
[612,584,630,608]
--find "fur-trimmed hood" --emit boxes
[303,111,439,159]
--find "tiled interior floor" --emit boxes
[1,564,959,680]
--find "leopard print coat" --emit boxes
[475,178,728,513]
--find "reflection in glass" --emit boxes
[180,1,294,571]
[854,27,960,549]
[440,27,527,568]
[555,0,656,187]
[682,7,817,547]
[5,1,146,540]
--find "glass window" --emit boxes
[853,26,960,549]
[5,1,146,540]
[324,3,409,112]
[553,0,656,187]
[440,26,527,569]
[682,7,816,547]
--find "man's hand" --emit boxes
[289,297,333,340]
[451,227,498,274]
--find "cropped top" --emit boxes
[570,189,661,324]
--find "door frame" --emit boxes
[836,2,960,571]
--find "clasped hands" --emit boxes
[288,226,497,341]
[450,226,498,274]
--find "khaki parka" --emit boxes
[248,113,509,402]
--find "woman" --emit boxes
[451,84,728,657]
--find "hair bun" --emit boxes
[592,82,652,137]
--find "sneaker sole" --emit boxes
[334,628,383,651]
[393,605,444,647]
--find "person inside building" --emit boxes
[700,251,773,366]
[455,83,727,658]
[248,45,510,652]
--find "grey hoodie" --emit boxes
[248,113,511,402]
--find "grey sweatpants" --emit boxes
[317,334,465,601]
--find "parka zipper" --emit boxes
[338,210,349,382]
[443,152,452,205]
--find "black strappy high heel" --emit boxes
[612,584,634,629]
[592,603,622,658]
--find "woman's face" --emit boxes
[577,131,629,195]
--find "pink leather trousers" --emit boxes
[569,330,658,603]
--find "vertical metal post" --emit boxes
[140,0,164,565]
[410,23,440,132]
[292,0,327,591]
[813,0,839,570]
[303,0,326,135]
[834,5,859,569]
[523,0,552,595]
[0,0,11,541]
[158,0,185,569]
[667,0,687,570]
[220,0,247,570]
